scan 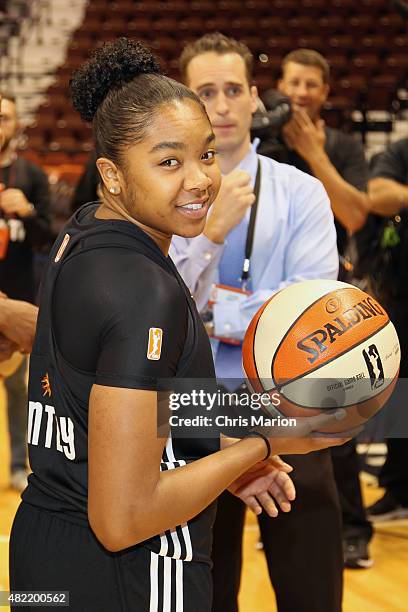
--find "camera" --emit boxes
[250,90,292,162]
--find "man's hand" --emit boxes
[0,334,19,362]
[0,187,34,218]
[282,110,326,162]
[0,297,38,353]
[229,456,295,517]
[204,170,255,244]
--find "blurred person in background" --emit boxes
[0,95,37,359]
[0,92,50,491]
[365,138,408,521]
[259,49,373,568]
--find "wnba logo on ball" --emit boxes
[362,344,385,390]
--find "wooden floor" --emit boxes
[1,383,408,611]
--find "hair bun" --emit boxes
[70,38,161,122]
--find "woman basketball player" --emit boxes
[9,40,347,611]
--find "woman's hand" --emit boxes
[228,456,295,517]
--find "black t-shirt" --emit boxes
[0,157,51,301]
[367,138,408,329]
[370,137,408,185]
[257,127,368,256]
[23,203,218,562]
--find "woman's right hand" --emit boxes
[266,408,353,456]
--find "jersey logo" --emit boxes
[147,328,163,361]
[41,372,52,397]
[54,233,70,263]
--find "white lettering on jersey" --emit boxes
[44,404,55,448]
[27,401,43,445]
[27,400,76,460]
[59,417,75,460]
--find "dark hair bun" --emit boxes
[70,38,161,122]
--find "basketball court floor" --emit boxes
[1,383,407,611]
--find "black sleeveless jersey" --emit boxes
[22,202,218,564]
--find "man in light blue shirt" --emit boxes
[171,34,343,612]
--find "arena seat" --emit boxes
[296,36,325,53]
[329,0,358,15]
[361,35,388,52]
[266,36,295,55]
[257,16,287,34]
[379,13,407,34]
[385,54,408,82]
[365,75,400,111]
[327,35,355,51]
[287,16,316,36]
[351,54,379,78]
[317,16,345,36]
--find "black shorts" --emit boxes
[9,503,212,611]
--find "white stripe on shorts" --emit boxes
[163,556,172,612]
[176,559,184,612]
[149,553,184,612]
[149,552,159,612]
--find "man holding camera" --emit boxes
[171,33,342,612]
[275,49,369,242]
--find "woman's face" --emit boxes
[117,99,221,241]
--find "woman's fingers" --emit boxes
[244,494,263,516]
[255,491,278,517]
[267,455,293,472]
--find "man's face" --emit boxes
[185,52,258,157]
[0,98,18,152]
[278,62,329,121]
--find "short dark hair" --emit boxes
[70,38,205,166]
[179,32,253,85]
[281,49,330,84]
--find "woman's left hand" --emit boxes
[228,457,296,517]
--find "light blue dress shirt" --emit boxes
[169,144,338,382]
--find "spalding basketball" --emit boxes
[242,279,400,433]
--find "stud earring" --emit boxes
[109,185,120,195]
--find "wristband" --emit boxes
[243,430,271,461]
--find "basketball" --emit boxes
[242,280,401,433]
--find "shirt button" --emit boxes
[224,323,232,332]
[203,251,212,261]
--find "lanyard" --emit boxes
[240,158,261,291]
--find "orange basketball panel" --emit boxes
[273,288,389,384]
[242,292,279,393]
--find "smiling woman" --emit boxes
[7,38,345,612]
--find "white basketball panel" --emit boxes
[279,323,400,409]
